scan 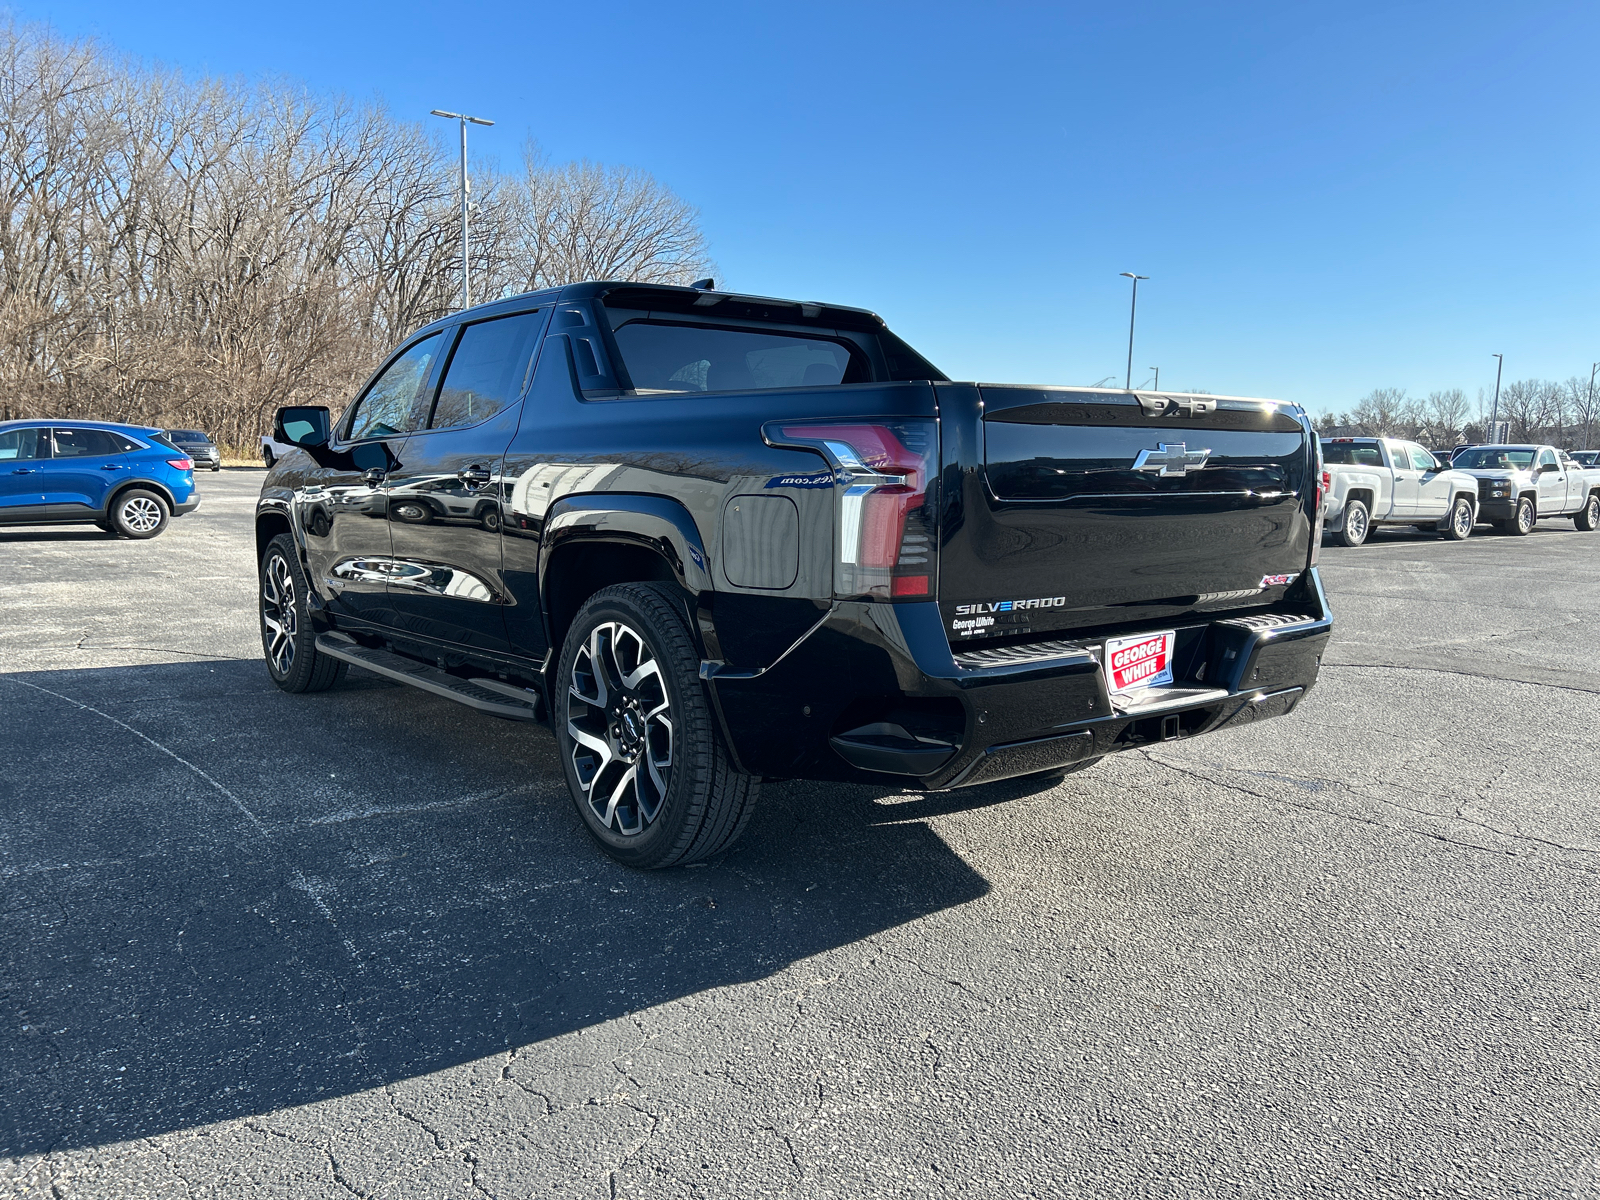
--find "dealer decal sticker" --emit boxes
[1103,630,1176,693]
[764,471,834,489]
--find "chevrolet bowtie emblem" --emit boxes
[1132,442,1211,477]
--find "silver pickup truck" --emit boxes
[1451,444,1600,535]
[1321,437,1481,546]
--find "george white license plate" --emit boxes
[1103,630,1176,694]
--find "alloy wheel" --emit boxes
[261,553,298,676]
[121,495,163,533]
[1453,501,1473,538]
[1518,500,1535,533]
[1347,505,1368,544]
[566,621,673,837]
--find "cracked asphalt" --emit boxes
[3,470,1598,1198]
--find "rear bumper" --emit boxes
[174,495,201,515]
[706,570,1333,789]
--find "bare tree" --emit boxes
[0,21,716,447]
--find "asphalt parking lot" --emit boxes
[3,471,1598,1199]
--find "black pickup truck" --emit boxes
[257,281,1332,867]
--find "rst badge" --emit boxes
[1103,630,1176,693]
[1259,573,1299,587]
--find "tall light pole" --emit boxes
[430,109,494,309]
[1149,366,1160,392]
[1119,272,1148,391]
[1584,361,1598,451]
[1488,353,1504,441]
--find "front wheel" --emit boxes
[1335,499,1371,547]
[1574,493,1600,532]
[259,533,347,693]
[1498,496,1535,536]
[556,582,759,868]
[110,489,169,539]
[1441,496,1475,540]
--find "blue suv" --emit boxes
[0,419,199,538]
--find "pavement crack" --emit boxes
[1321,660,1600,696]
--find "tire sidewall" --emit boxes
[260,534,317,690]
[1444,497,1474,540]
[1341,500,1370,547]
[1516,497,1535,534]
[111,489,169,539]
[554,587,708,867]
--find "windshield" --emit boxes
[1454,447,1534,469]
[167,429,211,442]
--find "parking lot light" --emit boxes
[429,109,495,310]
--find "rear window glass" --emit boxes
[1454,448,1534,469]
[54,428,135,457]
[428,311,542,430]
[612,321,869,394]
[1321,442,1383,466]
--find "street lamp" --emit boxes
[1149,366,1160,392]
[1584,361,1598,451]
[1488,353,1504,442]
[1119,272,1148,391]
[430,109,495,309]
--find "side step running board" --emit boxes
[315,634,542,721]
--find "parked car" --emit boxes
[1320,437,1481,546]
[1570,450,1600,468]
[1450,444,1600,534]
[1433,445,1470,463]
[166,428,221,471]
[260,432,296,467]
[256,280,1332,868]
[0,419,199,537]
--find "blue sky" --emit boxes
[19,0,1600,412]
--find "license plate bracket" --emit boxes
[1103,629,1177,696]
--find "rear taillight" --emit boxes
[167,458,193,471]
[764,420,937,601]
[1319,469,1330,511]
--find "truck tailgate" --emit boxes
[939,386,1316,643]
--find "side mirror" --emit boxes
[1538,462,1558,474]
[274,406,331,448]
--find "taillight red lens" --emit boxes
[766,420,938,601]
[167,458,193,471]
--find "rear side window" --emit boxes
[53,428,133,457]
[0,427,45,461]
[428,311,542,430]
[611,321,869,394]
[346,332,445,440]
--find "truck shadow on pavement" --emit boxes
[0,657,993,1157]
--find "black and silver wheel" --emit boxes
[1574,493,1600,532]
[556,583,759,868]
[262,447,275,468]
[391,499,433,524]
[259,533,347,693]
[110,489,169,539]
[1498,496,1535,536]
[1336,499,1371,547]
[1441,496,1475,540]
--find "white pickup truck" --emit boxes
[1320,437,1482,546]
[1450,444,1600,535]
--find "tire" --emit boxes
[1574,493,1600,532]
[1441,496,1475,540]
[109,489,169,539]
[262,448,275,468]
[1498,496,1535,536]
[211,464,221,472]
[1335,499,1371,547]
[555,582,759,869]
[477,504,502,533]
[259,533,348,693]
[391,499,433,524]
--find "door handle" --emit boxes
[101,464,128,471]
[361,468,387,486]
[11,468,35,474]
[457,465,492,488]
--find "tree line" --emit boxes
[0,22,714,450]
[1318,378,1600,450]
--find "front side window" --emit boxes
[611,321,869,394]
[1410,445,1440,471]
[1537,448,1559,470]
[346,332,445,441]
[52,428,130,458]
[0,427,45,461]
[428,311,542,430]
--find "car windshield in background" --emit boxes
[1322,442,1384,466]
[611,322,868,394]
[1455,448,1535,469]
[168,429,211,442]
